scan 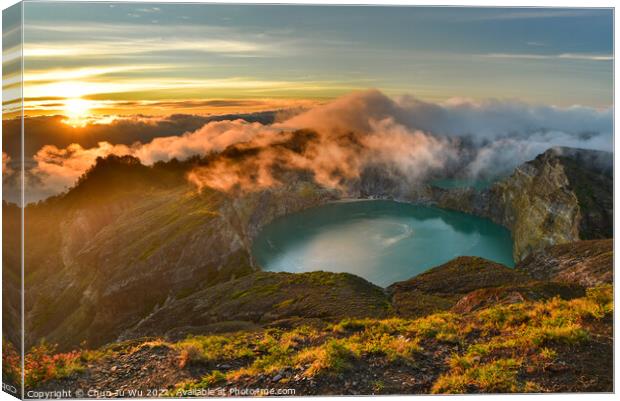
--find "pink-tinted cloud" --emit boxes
[22,89,613,201]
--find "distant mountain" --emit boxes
[2,110,282,161]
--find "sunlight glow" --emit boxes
[62,98,92,127]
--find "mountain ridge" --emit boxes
[2,145,612,352]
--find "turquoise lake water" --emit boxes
[252,200,514,287]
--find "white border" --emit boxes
[0,1,616,401]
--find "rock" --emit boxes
[486,148,582,261]
[452,282,586,314]
[272,374,282,382]
[388,256,531,317]
[516,239,613,287]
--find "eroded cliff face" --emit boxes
[218,179,338,260]
[431,147,611,262]
[25,187,254,349]
[485,150,581,261]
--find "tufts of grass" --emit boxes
[200,370,227,387]
[22,285,613,394]
[411,313,463,343]
[175,335,254,368]
[435,285,613,393]
[332,318,370,334]
[433,358,522,393]
[295,339,358,377]
[351,332,420,364]
[245,334,295,375]
[526,324,589,346]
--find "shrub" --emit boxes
[2,340,21,386]
[24,342,83,388]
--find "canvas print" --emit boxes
[1,2,614,398]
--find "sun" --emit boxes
[62,98,92,127]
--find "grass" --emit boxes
[432,358,523,393]
[175,335,254,368]
[431,284,612,393]
[295,339,358,377]
[411,313,464,343]
[15,285,612,394]
[191,370,227,388]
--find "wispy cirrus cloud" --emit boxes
[482,52,613,61]
[24,38,270,58]
[24,76,361,101]
[467,9,606,21]
[24,65,170,82]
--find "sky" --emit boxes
[1,3,614,121]
[1,3,614,205]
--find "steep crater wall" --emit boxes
[428,147,612,261]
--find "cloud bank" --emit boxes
[12,90,613,202]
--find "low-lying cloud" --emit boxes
[9,89,613,203]
[187,120,454,193]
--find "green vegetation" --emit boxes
[175,335,254,368]
[16,285,612,394]
[432,284,612,393]
[179,284,612,393]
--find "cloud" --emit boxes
[28,119,283,199]
[18,90,613,201]
[482,53,613,61]
[182,90,614,190]
[187,120,454,193]
[3,111,281,162]
[468,10,605,21]
[24,65,168,83]
[278,89,612,144]
[32,142,133,196]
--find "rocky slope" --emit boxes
[119,271,391,341]
[21,167,334,350]
[24,245,613,395]
[388,257,535,318]
[109,243,608,347]
[516,239,613,287]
